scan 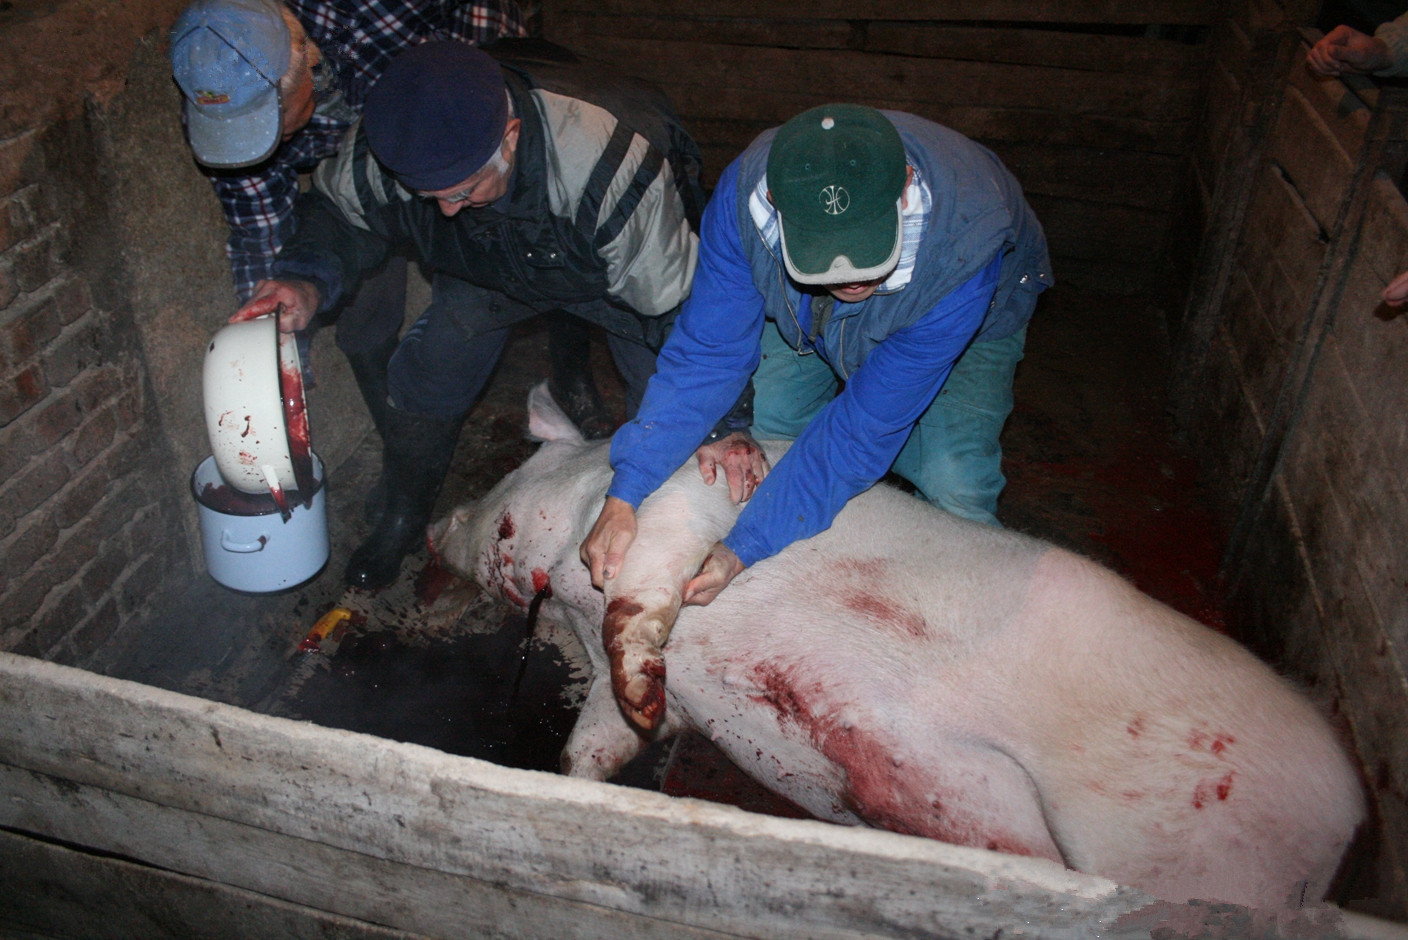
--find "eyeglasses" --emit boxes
[419,184,479,205]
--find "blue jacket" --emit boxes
[608,111,1052,567]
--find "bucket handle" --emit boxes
[221,530,269,553]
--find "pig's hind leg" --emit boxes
[836,728,1065,864]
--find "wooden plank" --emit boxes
[1196,58,1243,197]
[548,11,858,51]
[0,653,1145,940]
[545,0,1221,26]
[0,828,430,940]
[1222,265,1284,426]
[1025,194,1168,265]
[987,143,1184,211]
[677,96,1194,156]
[1170,20,1294,413]
[0,765,739,940]
[1049,255,1148,294]
[694,131,1186,212]
[1327,257,1408,473]
[1283,45,1372,181]
[1268,85,1357,233]
[1267,428,1408,878]
[569,37,1202,121]
[865,24,1204,75]
[1197,323,1269,500]
[551,13,1205,75]
[1237,162,1326,316]
[1354,173,1408,290]
[1221,87,1408,575]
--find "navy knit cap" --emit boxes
[363,41,509,192]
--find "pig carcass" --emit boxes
[430,384,1364,909]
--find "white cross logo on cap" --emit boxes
[820,184,850,215]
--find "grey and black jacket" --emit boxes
[272,44,703,352]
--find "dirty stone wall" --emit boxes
[0,0,371,661]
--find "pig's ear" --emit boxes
[527,381,587,444]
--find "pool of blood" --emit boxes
[196,481,319,516]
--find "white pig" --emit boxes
[431,384,1364,909]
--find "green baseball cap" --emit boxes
[767,104,907,285]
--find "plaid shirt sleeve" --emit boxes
[209,1,528,300]
[206,124,345,302]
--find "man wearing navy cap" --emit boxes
[582,104,1052,608]
[234,41,712,589]
[170,1,627,587]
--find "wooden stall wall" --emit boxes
[0,653,1165,940]
[539,0,1220,294]
[1172,0,1408,919]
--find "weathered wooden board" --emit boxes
[1027,195,1167,265]
[682,100,1191,158]
[0,828,430,940]
[1237,162,1327,313]
[1194,43,1248,198]
[1221,265,1285,425]
[546,0,1221,25]
[865,24,1204,74]
[0,653,1151,940]
[1268,84,1358,233]
[1222,162,1327,422]
[550,13,1203,75]
[0,764,739,940]
[991,144,1185,211]
[566,37,1202,121]
[691,129,1184,212]
[1268,400,1408,915]
[1197,325,1269,500]
[546,11,859,51]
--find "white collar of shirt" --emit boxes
[749,163,930,293]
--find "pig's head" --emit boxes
[430,382,613,623]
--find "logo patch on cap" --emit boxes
[820,184,850,216]
[194,90,231,106]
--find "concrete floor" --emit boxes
[87,285,1232,811]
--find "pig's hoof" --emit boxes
[614,656,665,731]
[620,678,665,732]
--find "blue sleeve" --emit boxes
[607,159,765,508]
[723,253,1003,567]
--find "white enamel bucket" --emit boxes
[191,452,329,593]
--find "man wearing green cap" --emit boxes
[582,104,1051,604]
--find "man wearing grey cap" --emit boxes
[234,40,716,590]
[582,104,1052,610]
[170,1,623,583]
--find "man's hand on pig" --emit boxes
[230,279,322,333]
[581,495,637,589]
[682,542,745,607]
[695,431,769,503]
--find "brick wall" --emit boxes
[0,86,192,661]
[0,1,242,662]
[0,0,380,663]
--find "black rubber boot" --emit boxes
[344,335,398,524]
[546,313,616,440]
[344,405,464,591]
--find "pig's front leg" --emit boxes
[604,474,738,731]
[561,676,647,780]
[561,673,686,780]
